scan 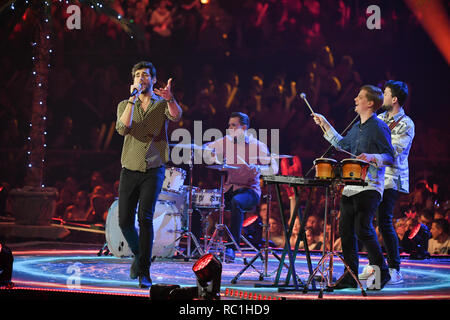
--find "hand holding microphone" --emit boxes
[130,83,143,97]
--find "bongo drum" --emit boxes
[313,158,337,179]
[340,158,369,180]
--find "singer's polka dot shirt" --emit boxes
[116,94,181,172]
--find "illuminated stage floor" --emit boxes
[3,241,450,301]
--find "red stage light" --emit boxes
[192,253,214,273]
[192,253,222,300]
[243,215,259,227]
[223,288,284,300]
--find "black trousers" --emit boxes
[118,166,165,277]
[339,190,388,279]
[376,188,401,270]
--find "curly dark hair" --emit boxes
[131,61,156,79]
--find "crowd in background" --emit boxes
[0,0,449,256]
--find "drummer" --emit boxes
[203,112,279,262]
[313,85,394,290]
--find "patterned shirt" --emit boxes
[324,113,394,197]
[378,108,415,193]
[116,94,181,171]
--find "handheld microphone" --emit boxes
[130,84,143,96]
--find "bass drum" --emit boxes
[105,191,187,258]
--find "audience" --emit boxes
[0,0,448,259]
[64,190,89,221]
[429,219,450,255]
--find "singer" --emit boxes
[115,61,182,288]
[312,85,394,290]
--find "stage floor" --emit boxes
[2,241,450,302]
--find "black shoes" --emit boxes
[139,275,152,288]
[333,278,358,290]
[333,270,391,291]
[130,258,139,280]
[224,248,235,263]
[130,258,152,288]
[367,272,391,291]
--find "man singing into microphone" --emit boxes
[313,85,394,290]
[115,61,182,288]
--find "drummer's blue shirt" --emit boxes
[324,113,394,197]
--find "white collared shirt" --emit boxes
[378,108,415,193]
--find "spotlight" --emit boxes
[0,242,13,288]
[168,285,199,300]
[150,284,180,300]
[192,253,222,300]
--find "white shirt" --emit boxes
[378,108,415,193]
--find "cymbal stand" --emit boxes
[205,173,243,262]
[171,147,203,260]
[302,181,367,297]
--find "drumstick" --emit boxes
[300,93,326,134]
[336,147,379,168]
[236,154,266,172]
[336,147,357,158]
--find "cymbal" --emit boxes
[206,164,239,170]
[249,154,293,160]
[169,143,212,151]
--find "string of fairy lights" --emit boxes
[8,0,53,188]
[7,0,136,188]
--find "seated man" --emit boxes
[204,112,278,262]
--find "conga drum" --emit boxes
[340,158,369,180]
[313,158,337,179]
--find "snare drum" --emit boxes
[313,158,337,179]
[162,167,186,194]
[340,158,369,180]
[105,192,185,258]
[192,189,221,208]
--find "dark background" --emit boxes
[1,0,449,216]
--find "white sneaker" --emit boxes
[358,265,374,280]
[388,268,404,285]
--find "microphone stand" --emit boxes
[305,114,360,177]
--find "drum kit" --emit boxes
[104,142,286,261]
[104,137,371,293]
